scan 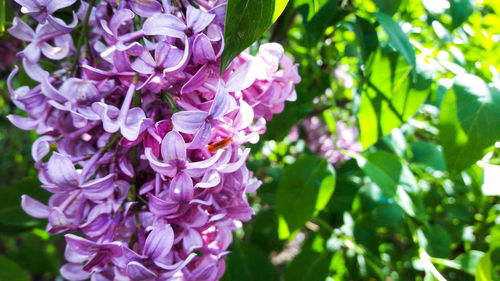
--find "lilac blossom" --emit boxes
[8,0,301,280]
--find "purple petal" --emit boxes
[143,13,186,38]
[6,114,38,130]
[80,174,115,201]
[46,13,78,33]
[131,49,156,75]
[169,172,193,202]
[194,170,221,188]
[23,42,41,63]
[110,9,135,35]
[172,110,208,134]
[22,58,48,83]
[217,148,250,173]
[186,148,224,170]
[187,121,212,149]
[183,228,203,252]
[47,0,76,13]
[225,61,254,92]
[154,253,196,271]
[161,130,186,162]
[193,33,216,64]
[80,213,112,238]
[181,64,209,94]
[148,194,180,216]
[65,234,98,255]
[21,195,49,218]
[208,82,232,119]
[144,148,177,177]
[129,0,163,17]
[40,37,71,60]
[32,136,54,162]
[46,152,79,187]
[60,263,91,281]
[186,5,215,33]
[127,261,158,281]
[8,17,34,41]
[144,224,174,260]
[121,107,152,141]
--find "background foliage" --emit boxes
[1,0,500,280]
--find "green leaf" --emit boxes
[376,0,401,15]
[418,225,452,258]
[0,177,49,228]
[438,74,500,176]
[221,0,289,73]
[358,50,430,148]
[352,151,424,219]
[354,15,379,63]
[449,0,475,30]
[455,251,485,275]
[410,141,447,171]
[476,251,500,281]
[276,155,336,232]
[0,0,5,33]
[285,250,331,281]
[222,241,278,281]
[304,0,337,43]
[0,255,30,281]
[375,12,416,70]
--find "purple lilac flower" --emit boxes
[8,1,300,280]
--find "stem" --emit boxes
[162,91,180,113]
[71,0,96,75]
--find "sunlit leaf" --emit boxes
[221,0,289,73]
[438,74,500,176]
[276,155,336,232]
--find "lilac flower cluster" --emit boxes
[7,0,300,280]
[289,118,361,165]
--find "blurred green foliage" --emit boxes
[1,0,500,280]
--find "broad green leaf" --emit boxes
[358,50,430,148]
[354,15,379,63]
[222,241,278,281]
[221,0,289,73]
[0,177,49,228]
[438,74,500,176]
[455,251,485,275]
[305,0,337,43]
[276,155,336,232]
[375,0,401,15]
[475,251,500,281]
[375,12,416,70]
[410,141,447,171]
[417,225,452,258]
[0,255,30,281]
[352,151,424,219]
[449,0,475,30]
[284,250,330,281]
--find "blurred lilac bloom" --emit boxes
[172,83,233,148]
[15,0,78,32]
[145,130,224,201]
[8,17,73,63]
[92,84,153,141]
[143,5,214,39]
